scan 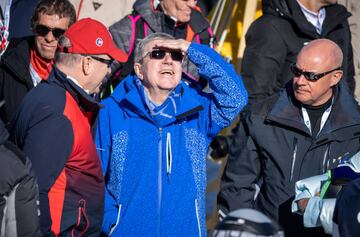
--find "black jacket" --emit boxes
[0,37,34,125]
[242,0,354,107]
[0,118,41,236]
[218,81,360,237]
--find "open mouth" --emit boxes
[160,70,174,75]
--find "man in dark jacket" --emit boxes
[10,18,127,236]
[218,39,360,237]
[0,116,41,236]
[0,0,76,125]
[242,0,355,108]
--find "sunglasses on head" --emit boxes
[290,63,341,81]
[34,24,66,40]
[143,49,185,62]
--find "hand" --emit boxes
[297,198,310,213]
[297,192,320,213]
[153,39,191,53]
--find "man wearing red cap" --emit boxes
[10,18,127,236]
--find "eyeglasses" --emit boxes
[34,24,66,40]
[290,63,341,81]
[89,55,113,67]
[142,49,185,62]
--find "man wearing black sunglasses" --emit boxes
[219,39,360,237]
[96,32,248,236]
[0,0,76,126]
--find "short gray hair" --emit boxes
[134,33,175,64]
[55,35,82,66]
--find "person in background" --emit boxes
[338,0,360,102]
[70,0,135,27]
[0,114,41,236]
[105,0,214,96]
[218,39,360,237]
[10,18,127,235]
[96,32,247,236]
[242,0,354,109]
[0,0,76,125]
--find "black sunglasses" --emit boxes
[290,63,341,81]
[143,49,185,62]
[89,55,113,67]
[34,24,66,40]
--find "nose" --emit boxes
[162,52,173,64]
[294,73,307,85]
[44,30,56,42]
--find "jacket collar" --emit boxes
[49,65,102,125]
[266,81,360,137]
[110,74,203,126]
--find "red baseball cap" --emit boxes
[58,18,128,63]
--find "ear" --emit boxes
[330,70,343,87]
[134,62,144,80]
[82,56,91,76]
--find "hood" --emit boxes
[109,73,204,125]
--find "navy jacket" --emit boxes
[11,66,104,236]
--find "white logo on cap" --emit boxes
[96,37,103,47]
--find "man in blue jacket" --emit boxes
[96,32,248,236]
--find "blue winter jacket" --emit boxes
[96,43,248,237]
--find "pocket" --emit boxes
[109,204,122,236]
[71,199,89,237]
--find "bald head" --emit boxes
[293,39,343,106]
[298,39,343,70]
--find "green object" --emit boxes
[320,170,332,199]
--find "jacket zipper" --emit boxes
[290,138,298,182]
[71,199,89,237]
[195,199,202,237]
[157,127,163,237]
[109,205,122,236]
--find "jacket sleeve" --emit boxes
[186,43,248,137]
[217,114,262,219]
[0,143,41,236]
[241,19,287,105]
[13,102,73,235]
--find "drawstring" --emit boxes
[166,132,172,175]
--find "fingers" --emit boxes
[154,39,190,53]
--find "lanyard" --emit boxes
[301,99,333,136]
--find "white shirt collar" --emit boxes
[66,75,90,94]
[297,0,326,34]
